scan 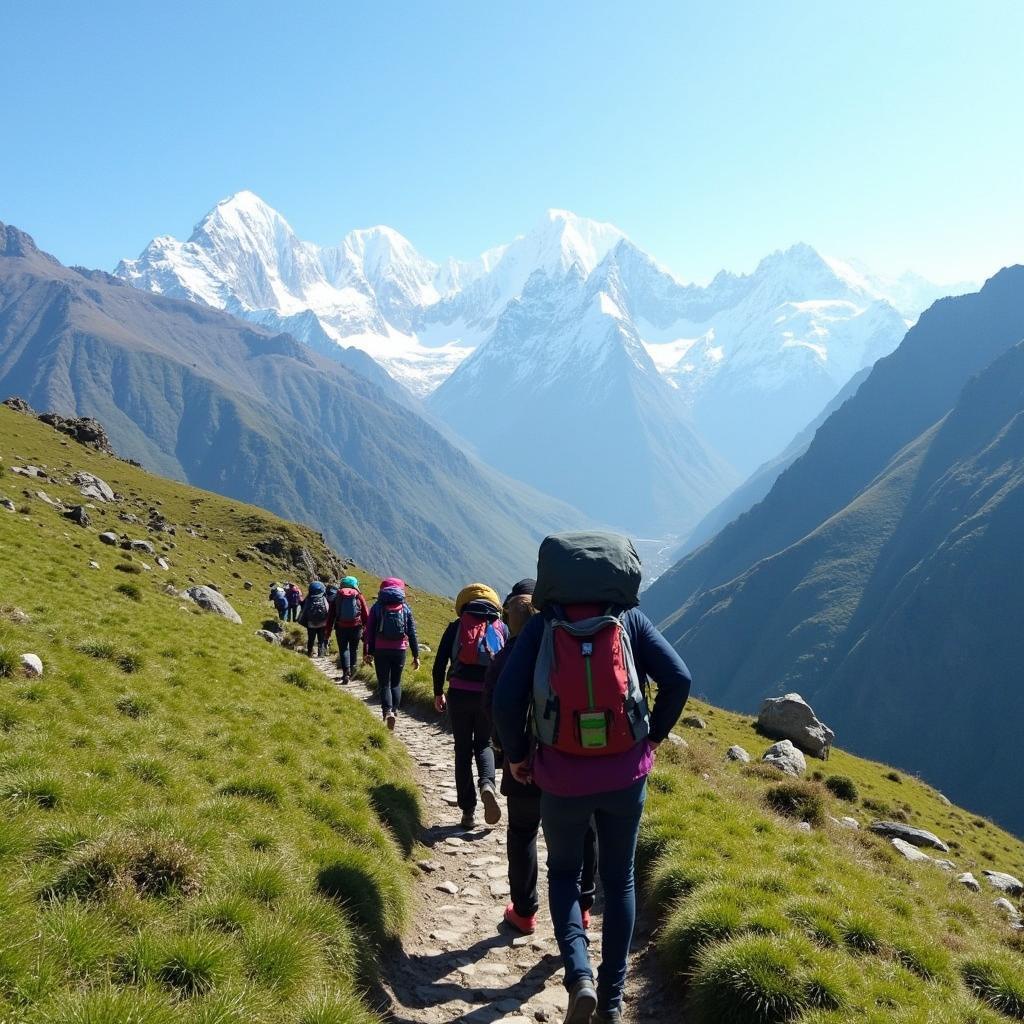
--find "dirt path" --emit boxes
[313,656,672,1024]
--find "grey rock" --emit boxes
[829,815,860,830]
[130,539,155,554]
[63,504,90,527]
[957,872,981,892]
[891,837,932,863]
[934,859,956,872]
[184,586,242,623]
[20,653,43,677]
[870,821,950,853]
[98,531,118,545]
[417,860,442,873]
[34,489,60,506]
[436,880,459,895]
[983,870,1024,896]
[666,732,688,748]
[726,744,751,763]
[1,499,14,511]
[255,629,281,645]
[88,560,100,569]
[155,557,170,570]
[993,897,1022,921]
[243,581,253,590]
[72,472,115,502]
[762,739,807,776]
[796,822,812,833]
[757,692,835,759]
[681,714,707,729]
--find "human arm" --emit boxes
[325,597,336,636]
[405,606,419,665]
[628,609,691,742]
[432,620,457,698]
[493,614,544,765]
[359,594,369,629]
[364,606,376,658]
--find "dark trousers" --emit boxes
[507,794,598,918]
[275,604,288,620]
[374,649,405,716]
[306,626,327,656]
[286,605,299,621]
[335,626,362,671]
[542,778,646,1013]
[448,687,496,813]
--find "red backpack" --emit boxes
[449,609,505,672]
[532,604,650,757]
[334,588,362,628]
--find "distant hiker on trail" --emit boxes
[434,583,509,831]
[494,532,691,1024]
[325,575,369,685]
[365,577,420,731]
[299,581,330,657]
[284,582,303,622]
[483,578,598,936]
[269,583,288,620]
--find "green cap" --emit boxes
[341,575,359,589]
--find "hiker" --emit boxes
[433,584,508,830]
[365,577,420,730]
[284,582,303,622]
[299,581,330,657]
[494,533,691,1024]
[483,578,598,936]
[325,575,369,684]
[269,582,288,620]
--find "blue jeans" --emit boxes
[374,649,405,715]
[541,778,646,1013]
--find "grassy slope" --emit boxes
[0,407,422,1024]
[644,700,1024,1022]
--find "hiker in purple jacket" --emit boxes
[364,577,419,731]
[493,533,691,1024]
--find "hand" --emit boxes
[510,759,532,785]
[434,694,447,714]
[413,657,421,671]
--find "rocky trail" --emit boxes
[311,655,673,1024]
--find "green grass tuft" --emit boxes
[115,581,142,601]
[962,955,1024,1018]
[219,775,284,806]
[824,775,859,802]
[242,922,311,993]
[763,781,827,827]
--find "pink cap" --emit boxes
[380,577,405,589]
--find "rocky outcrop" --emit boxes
[757,693,835,759]
[38,412,119,456]
[185,586,242,624]
[869,821,950,853]
[762,739,806,776]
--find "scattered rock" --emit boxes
[98,532,118,546]
[681,715,707,729]
[155,557,170,570]
[255,629,281,645]
[665,732,688,748]
[725,745,751,763]
[757,692,835,759]
[2,607,30,624]
[934,859,956,872]
[762,739,807,776]
[891,837,932,863]
[12,465,46,479]
[829,815,860,830]
[2,396,34,415]
[63,505,90,527]
[983,870,1024,896]
[957,872,982,892]
[243,581,253,590]
[130,539,155,554]
[20,653,43,677]
[72,471,115,502]
[184,586,242,623]
[1,499,14,511]
[34,489,60,506]
[89,560,100,569]
[796,822,812,833]
[436,880,459,895]
[870,821,950,853]
[993,898,1022,921]
[417,860,442,873]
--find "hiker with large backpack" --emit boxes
[269,583,288,620]
[494,533,691,1024]
[482,579,598,937]
[433,584,509,830]
[365,577,420,730]
[284,582,303,622]
[325,575,369,685]
[299,581,330,657]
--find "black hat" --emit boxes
[505,578,536,604]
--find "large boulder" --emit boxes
[762,739,806,776]
[757,692,835,759]
[983,870,1024,896]
[72,471,115,502]
[185,586,242,624]
[869,821,950,853]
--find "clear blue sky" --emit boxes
[3,0,1022,283]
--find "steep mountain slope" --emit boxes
[0,222,581,594]
[643,266,1024,626]
[644,269,1024,831]
[429,253,738,534]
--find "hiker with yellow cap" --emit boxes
[433,583,509,829]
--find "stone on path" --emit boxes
[983,870,1024,896]
[726,745,750,763]
[762,739,807,776]
[20,653,43,677]
[184,586,242,623]
[417,860,442,873]
[757,692,835,759]
[436,880,459,895]
[870,821,949,853]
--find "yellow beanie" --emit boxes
[455,583,501,615]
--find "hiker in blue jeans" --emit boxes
[493,532,691,1024]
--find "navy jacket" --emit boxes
[493,607,692,765]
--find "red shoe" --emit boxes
[503,903,537,935]
[582,908,592,930]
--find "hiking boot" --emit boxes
[341,670,350,685]
[564,977,598,1024]
[582,908,592,930]
[503,902,537,935]
[480,781,502,825]
[460,811,476,830]
[593,1010,621,1024]
[385,712,396,731]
